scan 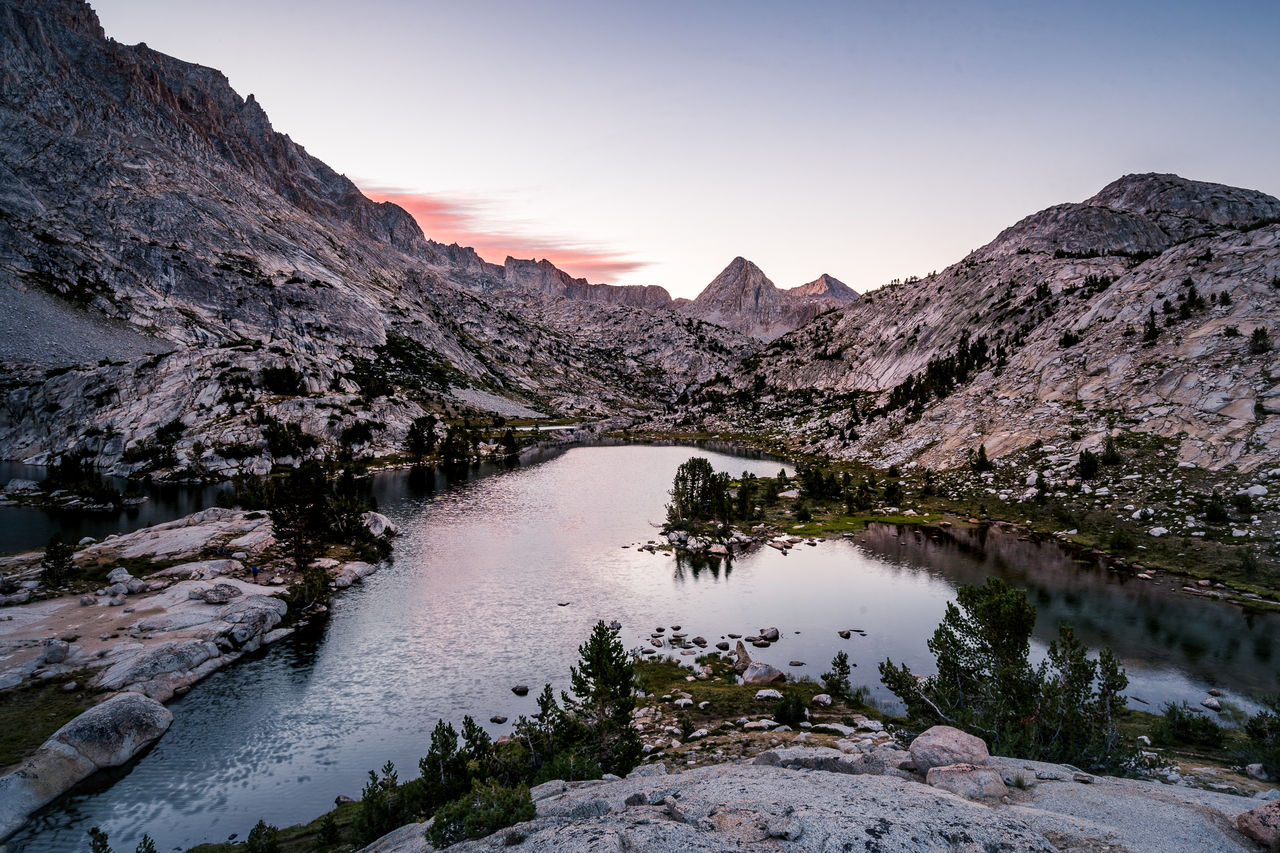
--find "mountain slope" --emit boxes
[0,0,755,475]
[679,173,1280,473]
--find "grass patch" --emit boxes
[0,671,97,770]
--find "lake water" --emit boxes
[0,463,230,556]
[7,444,1279,852]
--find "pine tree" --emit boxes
[40,534,76,586]
[1142,307,1160,344]
[564,621,641,776]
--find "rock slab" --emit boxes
[0,693,172,841]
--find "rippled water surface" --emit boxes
[10,444,1280,852]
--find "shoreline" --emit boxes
[0,507,393,843]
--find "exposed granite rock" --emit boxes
[909,725,991,773]
[0,692,172,841]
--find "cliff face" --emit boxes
[0,0,756,475]
[682,173,1280,473]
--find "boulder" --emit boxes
[812,693,832,706]
[755,689,783,700]
[200,583,242,604]
[1237,799,1280,847]
[43,639,69,664]
[926,763,1008,801]
[742,662,785,685]
[361,511,396,538]
[106,567,133,584]
[761,627,780,642]
[512,685,530,696]
[909,726,990,774]
[0,693,172,840]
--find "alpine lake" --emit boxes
[3,443,1277,852]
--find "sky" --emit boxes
[90,0,1280,298]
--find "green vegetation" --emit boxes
[1243,696,1280,777]
[821,650,853,699]
[425,780,535,848]
[665,456,731,527]
[39,534,76,586]
[880,578,1133,772]
[1151,701,1224,749]
[0,671,95,769]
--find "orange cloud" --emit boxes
[363,187,649,283]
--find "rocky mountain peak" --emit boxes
[694,257,781,311]
[789,273,859,302]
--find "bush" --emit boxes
[1242,697,1280,778]
[879,578,1132,772]
[425,780,534,849]
[1250,327,1271,354]
[260,365,306,396]
[774,689,807,726]
[245,820,280,853]
[1152,702,1224,749]
[1078,449,1100,480]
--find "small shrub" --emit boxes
[426,781,535,849]
[1078,449,1100,480]
[774,689,808,726]
[1242,697,1280,778]
[1152,702,1224,749]
[260,365,306,396]
[1250,327,1272,354]
[245,820,280,853]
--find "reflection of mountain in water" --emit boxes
[859,523,1280,698]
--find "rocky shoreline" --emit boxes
[358,725,1280,852]
[0,506,394,842]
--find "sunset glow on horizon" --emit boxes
[363,187,651,282]
[89,0,1280,296]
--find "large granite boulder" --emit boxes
[908,725,990,773]
[0,693,172,840]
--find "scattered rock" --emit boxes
[755,689,783,700]
[512,685,529,696]
[490,716,508,724]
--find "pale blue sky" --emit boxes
[91,0,1280,297]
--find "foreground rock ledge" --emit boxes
[0,692,172,841]
[359,751,1265,853]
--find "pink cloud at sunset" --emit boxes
[363,188,649,283]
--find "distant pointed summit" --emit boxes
[679,258,857,340]
[788,273,859,302]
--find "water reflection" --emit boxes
[8,443,1279,853]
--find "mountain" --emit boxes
[677,173,1280,473]
[0,0,755,476]
[677,258,859,340]
[788,273,859,302]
